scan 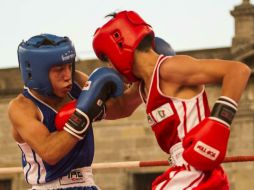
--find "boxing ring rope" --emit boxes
[0,156,254,175]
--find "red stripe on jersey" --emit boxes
[159,179,170,190]
[159,169,183,190]
[196,98,201,122]
[183,173,203,190]
[202,91,210,116]
[182,102,188,136]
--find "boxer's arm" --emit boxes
[54,84,141,128]
[160,55,251,102]
[160,55,250,170]
[74,70,89,88]
[55,70,141,124]
[8,96,78,165]
[105,82,142,119]
[60,67,124,139]
[75,68,142,120]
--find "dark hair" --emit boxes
[105,12,117,18]
[136,34,153,52]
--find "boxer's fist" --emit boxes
[55,100,76,131]
[64,67,124,139]
[154,37,175,56]
[55,99,106,131]
[183,118,229,170]
[183,96,237,170]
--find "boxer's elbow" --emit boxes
[240,63,251,78]
[105,109,131,120]
[230,62,251,79]
[105,103,139,119]
[121,107,138,118]
[115,96,141,118]
[105,89,142,119]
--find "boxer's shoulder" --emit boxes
[8,93,41,122]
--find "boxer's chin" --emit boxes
[53,91,69,99]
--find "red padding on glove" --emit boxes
[55,100,76,131]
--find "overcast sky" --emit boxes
[0,0,248,69]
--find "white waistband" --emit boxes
[31,167,98,190]
[169,142,187,167]
[169,142,196,171]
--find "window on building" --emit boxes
[0,179,11,190]
[133,172,162,190]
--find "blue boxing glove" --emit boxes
[64,67,124,139]
[154,37,176,56]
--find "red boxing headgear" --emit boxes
[93,11,154,82]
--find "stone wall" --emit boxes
[0,96,21,167]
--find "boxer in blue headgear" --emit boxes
[8,33,132,190]
[18,34,76,97]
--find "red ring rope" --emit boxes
[0,156,253,174]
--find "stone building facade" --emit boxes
[0,0,254,189]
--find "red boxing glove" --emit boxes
[55,100,76,131]
[182,118,229,170]
[183,96,237,171]
[55,96,107,132]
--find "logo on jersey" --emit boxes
[151,103,174,123]
[147,114,155,126]
[194,141,220,161]
[82,81,91,90]
[60,169,86,185]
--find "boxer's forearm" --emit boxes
[105,82,142,119]
[34,131,78,165]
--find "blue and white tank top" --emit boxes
[18,82,95,185]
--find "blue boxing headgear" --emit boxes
[18,34,76,97]
[154,37,176,56]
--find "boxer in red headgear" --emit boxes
[92,10,251,190]
[93,11,154,82]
